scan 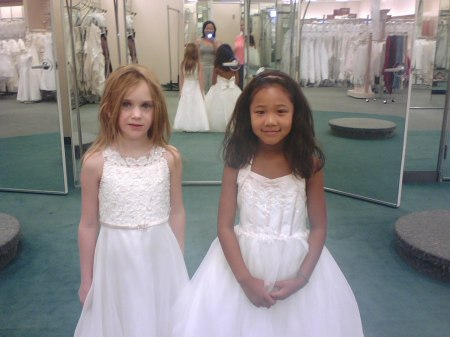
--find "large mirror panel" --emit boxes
[0,0,67,193]
[64,0,123,185]
[258,0,413,206]
[63,0,413,206]
[407,0,450,182]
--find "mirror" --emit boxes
[245,0,414,206]
[407,0,450,182]
[64,0,122,185]
[0,0,67,194]
[64,0,415,206]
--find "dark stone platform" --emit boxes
[328,117,396,139]
[395,210,450,282]
[0,213,21,270]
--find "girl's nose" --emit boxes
[265,112,276,125]
[131,106,142,118]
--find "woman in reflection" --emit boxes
[172,71,364,337]
[205,43,242,132]
[196,20,220,93]
[173,43,209,132]
[74,65,188,337]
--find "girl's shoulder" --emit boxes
[81,150,104,180]
[162,145,182,169]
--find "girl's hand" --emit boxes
[78,282,91,304]
[239,275,276,308]
[269,277,307,301]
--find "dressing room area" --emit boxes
[0,0,449,336]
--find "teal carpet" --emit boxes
[0,116,449,337]
[314,111,405,204]
[0,133,66,192]
[0,182,449,337]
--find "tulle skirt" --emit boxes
[205,81,241,132]
[74,223,189,337]
[171,227,364,337]
[173,78,209,132]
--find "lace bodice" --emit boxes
[99,147,170,229]
[236,165,308,239]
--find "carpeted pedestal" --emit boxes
[0,213,21,269]
[328,117,396,139]
[395,210,450,282]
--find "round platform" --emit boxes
[328,118,396,139]
[0,213,21,269]
[395,210,450,282]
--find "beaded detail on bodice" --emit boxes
[99,146,170,229]
[236,165,309,240]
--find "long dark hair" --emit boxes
[223,70,325,179]
[214,44,236,71]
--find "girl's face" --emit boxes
[118,80,154,140]
[250,85,293,147]
[204,23,215,39]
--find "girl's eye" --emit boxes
[142,102,154,110]
[253,110,265,115]
[122,101,132,109]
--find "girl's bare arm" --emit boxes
[77,152,103,303]
[218,166,276,308]
[166,146,186,253]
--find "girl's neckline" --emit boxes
[248,157,292,181]
[249,169,292,181]
[109,146,156,160]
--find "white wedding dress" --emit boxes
[171,164,365,337]
[74,147,189,337]
[205,74,241,132]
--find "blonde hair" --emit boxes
[84,64,171,161]
[182,43,199,75]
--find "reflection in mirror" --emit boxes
[0,0,67,193]
[407,0,450,182]
[64,0,414,205]
[245,0,413,206]
[64,0,120,186]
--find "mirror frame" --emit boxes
[0,0,68,195]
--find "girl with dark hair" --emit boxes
[172,71,364,337]
[205,43,242,132]
[195,20,221,93]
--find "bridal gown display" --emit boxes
[16,46,41,102]
[171,165,365,337]
[74,147,189,337]
[173,66,209,132]
[205,74,241,132]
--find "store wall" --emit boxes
[210,3,241,47]
[132,0,183,84]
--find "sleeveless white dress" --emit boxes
[171,165,365,337]
[205,74,242,132]
[74,147,189,337]
[173,66,209,132]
